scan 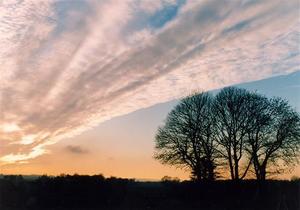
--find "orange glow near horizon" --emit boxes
[1,131,299,180]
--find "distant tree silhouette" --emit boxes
[161,176,180,182]
[212,87,253,180]
[245,94,300,180]
[291,176,300,181]
[1,174,300,210]
[154,92,217,181]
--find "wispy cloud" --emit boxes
[0,0,299,165]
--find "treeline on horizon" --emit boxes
[0,174,299,210]
[155,86,300,181]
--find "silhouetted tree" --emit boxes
[212,87,252,180]
[155,86,300,181]
[154,92,217,181]
[245,94,300,180]
[161,176,180,183]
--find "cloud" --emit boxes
[0,0,299,165]
[65,145,89,154]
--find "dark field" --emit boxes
[0,175,299,210]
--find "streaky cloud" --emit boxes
[0,0,299,165]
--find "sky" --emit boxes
[0,0,299,180]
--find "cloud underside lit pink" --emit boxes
[0,0,299,164]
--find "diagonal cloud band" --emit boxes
[0,0,299,164]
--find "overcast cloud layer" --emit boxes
[0,0,299,165]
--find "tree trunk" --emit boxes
[260,169,266,181]
[252,154,260,180]
[228,150,235,180]
[233,150,239,180]
[192,164,203,182]
[207,160,215,181]
[259,162,267,181]
[234,161,239,180]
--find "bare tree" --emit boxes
[155,86,300,181]
[245,95,300,180]
[154,92,217,181]
[212,87,252,180]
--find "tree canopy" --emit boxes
[155,92,217,181]
[154,87,300,181]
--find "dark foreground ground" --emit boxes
[0,175,299,210]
